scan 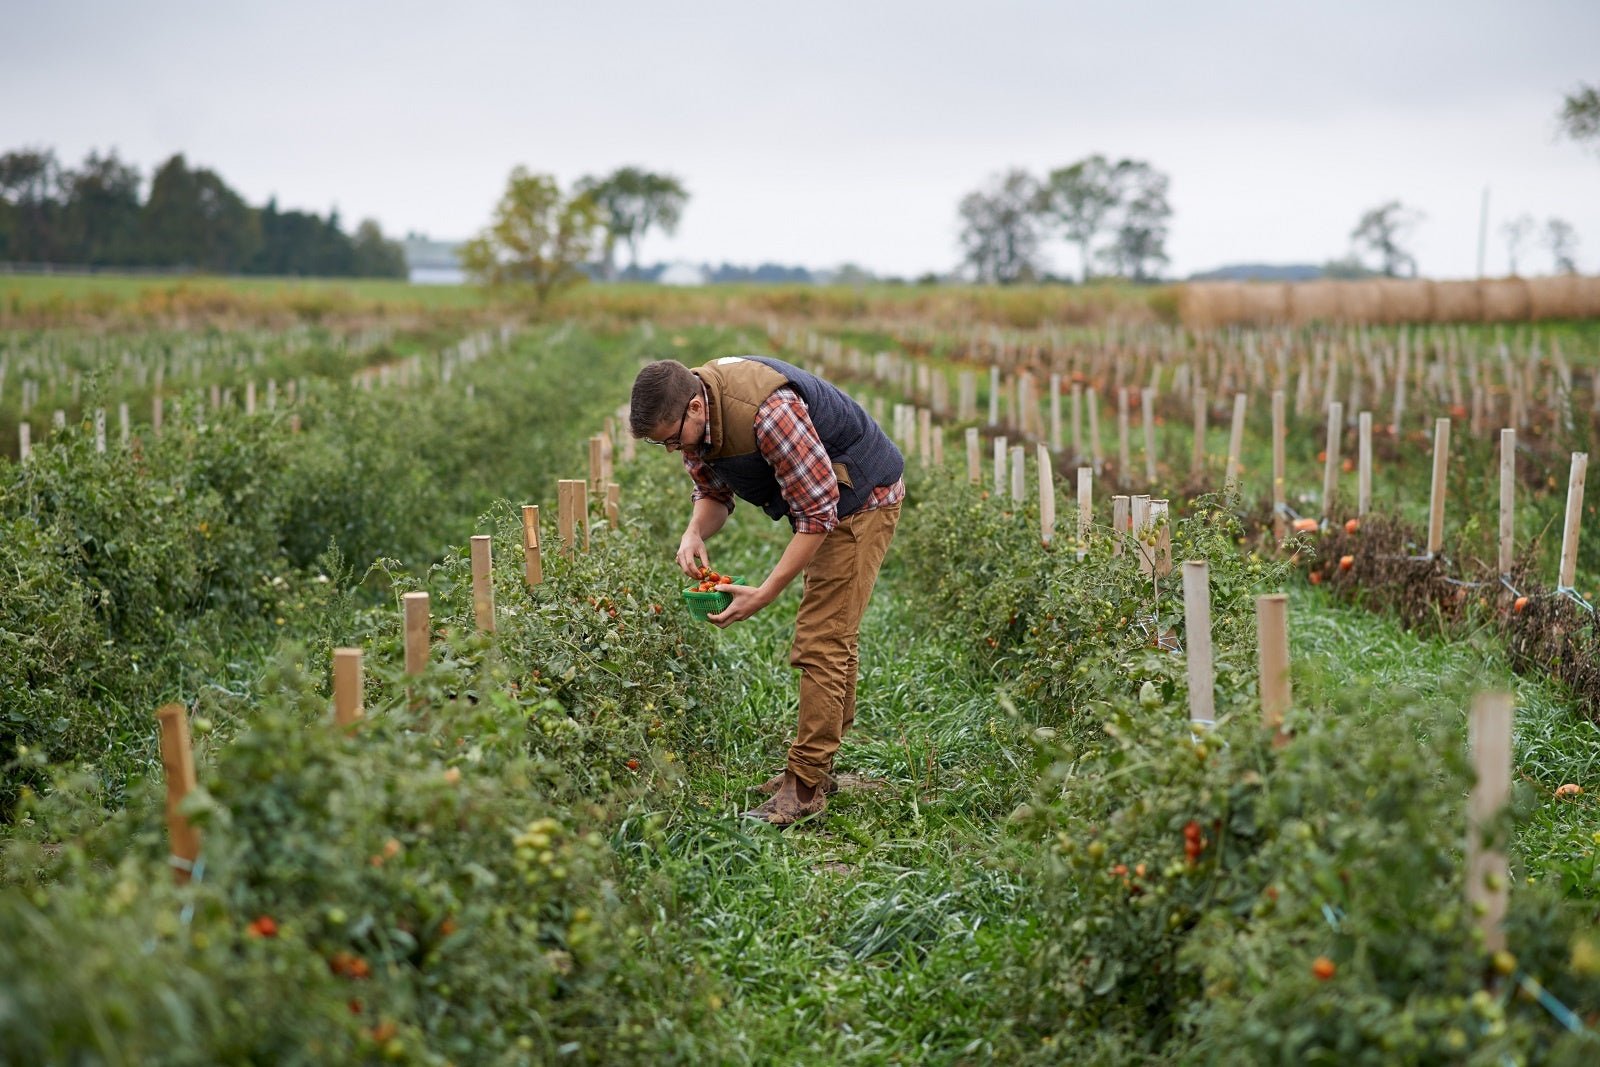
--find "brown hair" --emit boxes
[629,360,699,437]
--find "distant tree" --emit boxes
[1350,201,1422,278]
[1558,82,1600,154]
[310,208,356,276]
[141,154,260,272]
[59,150,142,265]
[1500,213,1536,276]
[1096,160,1172,282]
[573,167,688,279]
[1321,255,1381,280]
[460,167,601,305]
[957,169,1045,284]
[831,262,876,285]
[1544,217,1580,274]
[351,218,408,278]
[252,198,329,275]
[1041,155,1119,283]
[0,147,64,261]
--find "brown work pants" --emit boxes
[786,502,900,787]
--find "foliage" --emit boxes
[1545,217,1581,274]
[1350,200,1423,278]
[574,167,689,279]
[894,467,1600,1061]
[1557,82,1600,154]
[957,169,1047,285]
[2,639,727,1064]
[1095,160,1173,283]
[460,167,601,306]
[5,319,1600,1062]
[0,143,407,277]
[0,323,650,810]
[1041,155,1121,284]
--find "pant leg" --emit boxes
[787,503,900,784]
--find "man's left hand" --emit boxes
[707,583,767,627]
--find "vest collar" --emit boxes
[691,370,726,457]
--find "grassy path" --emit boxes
[619,511,1039,1063]
[611,467,1600,1063]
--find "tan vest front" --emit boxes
[693,357,790,460]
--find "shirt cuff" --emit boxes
[791,509,838,535]
[692,487,736,513]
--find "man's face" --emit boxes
[647,393,704,455]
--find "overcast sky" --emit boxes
[3,0,1597,279]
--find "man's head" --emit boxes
[630,359,706,454]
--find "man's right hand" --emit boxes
[677,533,710,577]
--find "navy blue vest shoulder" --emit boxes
[700,356,904,526]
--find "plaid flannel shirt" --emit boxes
[685,387,904,534]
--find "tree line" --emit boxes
[0,147,407,278]
[956,156,1173,285]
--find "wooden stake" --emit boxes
[557,479,583,555]
[1182,561,1215,726]
[403,592,430,676]
[1049,374,1062,451]
[993,436,1007,497]
[1499,430,1515,576]
[1392,336,1409,434]
[1087,389,1102,474]
[918,408,932,467]
[155,703,200,884]
[1271,390,1286,539]
[606,482,621,529]
[1117,388,1131,485]
[1037,444,1055,545]
[1132,494,1152,575]
[1191,388,1207,476]
[965,427,980,484]
[1467,691,1513,954]
[521,505,543,587]
[589,436,605,496]
[1321,401,1343,518]
[1070,383,1083,461]
[1358,411,1373,516]
[1112,495,1129,557]
[1558,452,1588,590]
[1257,594,1290,735]
[470,535,495,632]
[1225,392,1247,493]
[576,481,591,551]
[1010,445,1026,503]
[1427,417,1451,556]
[1077,466,1092,550]
[333,648,363,726]
[17,422,28,462]
[1150,499,1172,577]
[1142,388,1158,485]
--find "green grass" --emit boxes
[607,469,1600,1061]
[0,271,487,307]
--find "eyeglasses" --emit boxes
[645,396,694,450]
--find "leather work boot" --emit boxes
[752,766,838,797]
[741,770,827,826]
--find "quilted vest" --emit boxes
[693,355,904,525]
